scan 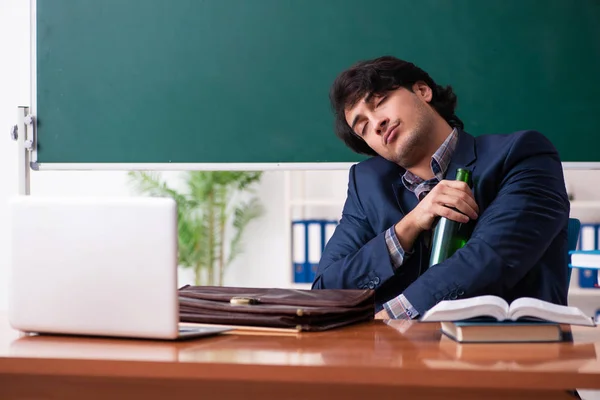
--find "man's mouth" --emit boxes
[384,124,399,145]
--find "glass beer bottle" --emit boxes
[428,168,473,267]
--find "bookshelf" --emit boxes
[283,169,350,289]
[568,200,600,320]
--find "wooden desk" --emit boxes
[1,314,599,400]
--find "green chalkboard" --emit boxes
[35,0,600,165]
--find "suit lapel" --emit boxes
[445,129,478,181]
[392,181,419,216]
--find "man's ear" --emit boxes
[412,81,433,103]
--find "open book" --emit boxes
[420,295,596,326]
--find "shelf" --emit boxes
[289,199,344,206]
[570,200,600,208]
[568,287,600,296]
[569,200,600,223]
[289,283,312,290]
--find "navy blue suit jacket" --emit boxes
[312,130,570,313]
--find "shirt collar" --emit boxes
[402,128,459,192]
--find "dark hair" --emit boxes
[329,56,463,156]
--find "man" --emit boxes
[311,56,570,320]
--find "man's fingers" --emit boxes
[442,187,479,217]
[435,203,470,223]
[433,194,477,220]
[436,182,479,215]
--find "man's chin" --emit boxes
[388,154,414,169]
[386,146,412,166]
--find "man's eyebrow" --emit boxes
[350,114,361,130]
[349,93,374,130]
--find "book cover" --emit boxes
[440,320,566,343]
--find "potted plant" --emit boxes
[127,171,264,286]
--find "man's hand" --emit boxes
[393,180,478,252]
[375,309,391,320]
[409,180,479,231]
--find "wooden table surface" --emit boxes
[1,313,599,399]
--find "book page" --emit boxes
[420,295,509,322]
[509,297,596,326]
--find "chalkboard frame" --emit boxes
[28,0,600,171]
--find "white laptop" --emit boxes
[8,195,230,340]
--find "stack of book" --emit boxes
[419,295,596,343]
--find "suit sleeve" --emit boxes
[402,130,570,313]
[312,164,399,290]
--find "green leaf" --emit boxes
[127,170,264,285]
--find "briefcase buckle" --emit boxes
[230,297,259,305]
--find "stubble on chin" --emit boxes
[391,127,428,168]
[392,103,435,168]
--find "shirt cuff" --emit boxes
[384,226,412,270]
[383,294,420,320]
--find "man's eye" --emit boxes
[376,96,387,107]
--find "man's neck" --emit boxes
[407,119,454,180]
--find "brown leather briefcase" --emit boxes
[178,285,375,332]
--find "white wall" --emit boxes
[1,0,30,312]
[2,0,600,313]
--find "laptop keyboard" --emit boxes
[179,327,204,333]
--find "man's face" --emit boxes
[344,83,436,168]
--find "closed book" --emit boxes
[440,320,563,343]
[570,250,600,269]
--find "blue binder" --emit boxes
[291,219,338,284]
[574,224,600,288]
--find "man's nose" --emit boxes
[375,119,388,136]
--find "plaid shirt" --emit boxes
[383,128,459,320]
